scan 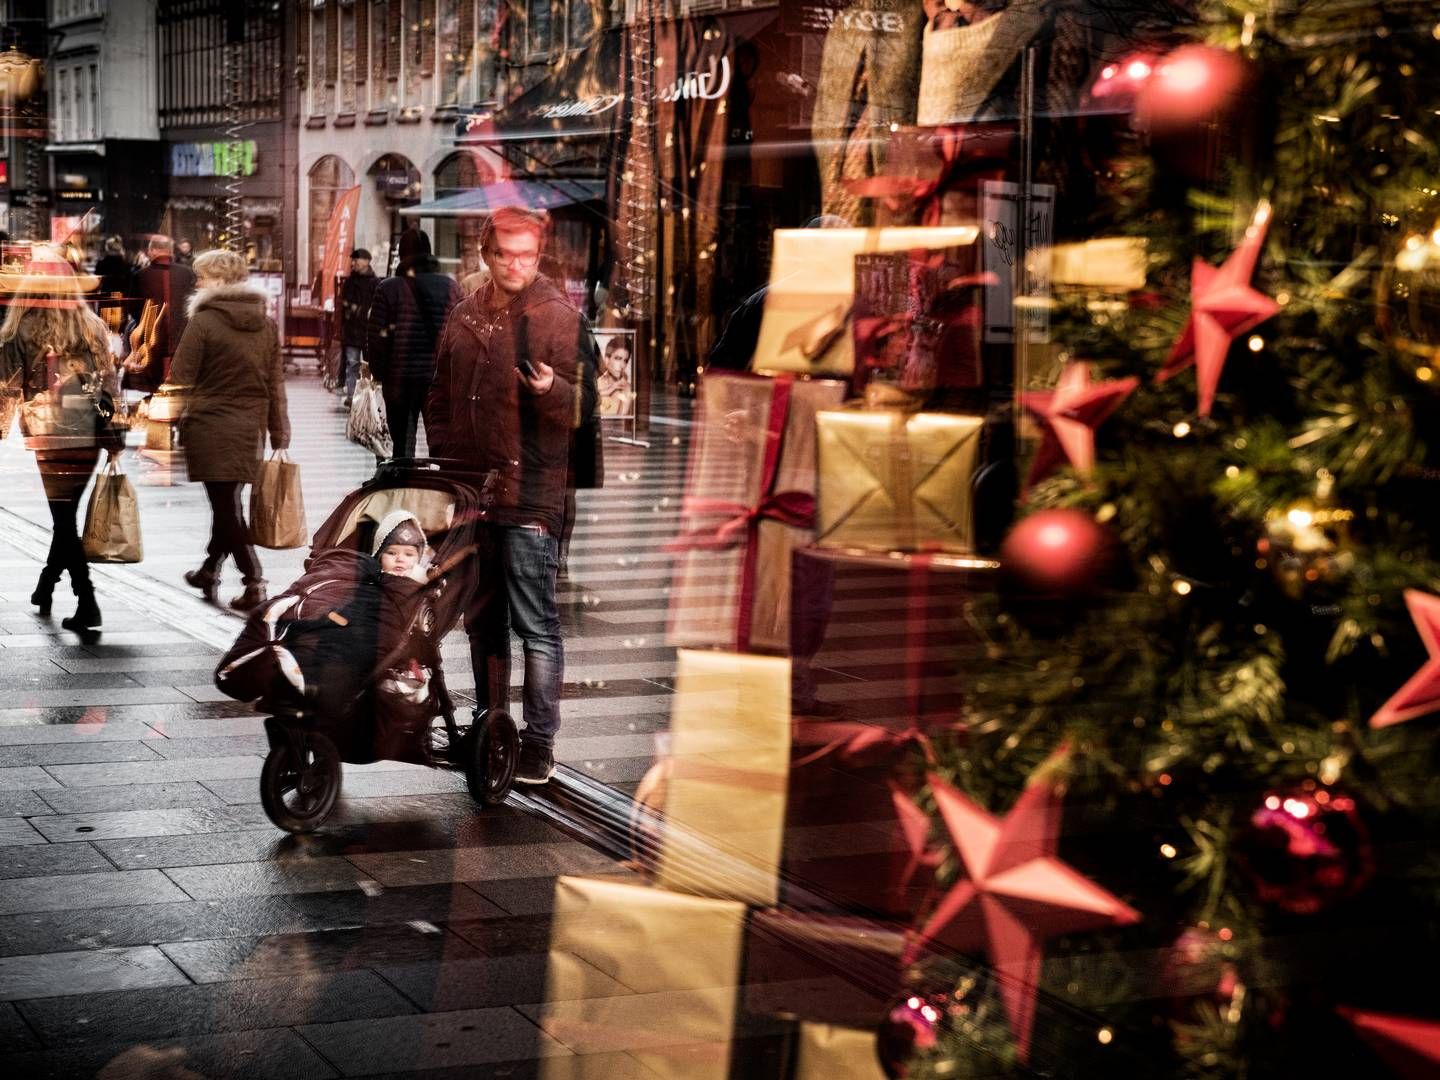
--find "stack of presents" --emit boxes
[525,220,1071,1077]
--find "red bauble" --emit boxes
[1232,785,1376,915]
[877,994,944,1079]
[999,509,1118,597]
[1136,44,1247,132]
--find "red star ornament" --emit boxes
[907,763,1140,1062]
[1371,589,1440,727]
[1338,1008,1440,1080]
[1020,362,1138,486]
[1155,200,1279,416]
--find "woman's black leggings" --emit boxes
[202,480,262,584]
[42,491,91,591]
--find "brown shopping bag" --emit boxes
[248,450,308,549]
[82,453,143,563]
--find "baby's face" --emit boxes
[380,543,420,575]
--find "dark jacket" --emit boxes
[426,275,597,535]
[366,255,462,392]
[132,256,197,391]
[94,254,133,302]
[339,267,379,350]
[169,284,290,483]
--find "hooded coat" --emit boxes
[169,283,291,483]
[366,230,463,393]
[426,275,597,535]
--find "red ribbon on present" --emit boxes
[666,374,813,651]
[845,124,1010,225]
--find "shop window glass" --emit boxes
[339,2,357,112]
[568,0,594,49]
[403,0,424,106]
[527,0,552,59]
[437,0,466,106]
[310,6,330,114]
[307,154,356,283]
[433,152,493,276]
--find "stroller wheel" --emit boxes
[261,730,342,833]
[466,710,518,807]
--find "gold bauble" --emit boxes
[1255,499,1355,601]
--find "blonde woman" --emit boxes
[0,255,114,635]
[169,249,291,612]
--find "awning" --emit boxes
[456,30,623,148]
[400,179,605,219]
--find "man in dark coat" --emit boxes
[426,206,598,784]
[338,247,379,406]
[367,227,462,459]
[128,234,196,393]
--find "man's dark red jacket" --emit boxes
[426,275,597,536]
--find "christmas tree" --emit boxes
[901,2,1440,1076]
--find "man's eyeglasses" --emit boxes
[486,248,540,269]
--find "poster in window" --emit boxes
[596,329,636,420]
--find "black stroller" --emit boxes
[216,460,518,833]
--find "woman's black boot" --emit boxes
[30,568,61,617]
[183,567,220,604]
[62,587,102,638]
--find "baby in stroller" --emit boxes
[217,464,518,833]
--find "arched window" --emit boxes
[307,155,356,282]
[433,152,495,277]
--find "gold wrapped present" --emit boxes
[656,650,791,906]
[754,227,978,377]
[1044,237,1148,293]
[537,876,748,1080]
[796,1023,888,1080]
[816,408,984,553]
[667,372,845,653]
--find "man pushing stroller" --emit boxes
[426,206,598,785]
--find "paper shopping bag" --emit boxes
[249,450,308,549]
[82,454,143,563]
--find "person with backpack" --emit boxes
[366,228,461,460]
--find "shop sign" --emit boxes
[56,188,98,202]
[783,0,909,35]
[170,140,259,178]
[981,180,1055,344]
[536,95,624,120]
[657,56,731,104]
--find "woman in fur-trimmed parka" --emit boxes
[169,249,291,613]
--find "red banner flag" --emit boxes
[320,185,362,311]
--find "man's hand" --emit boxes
[517,359,554,395]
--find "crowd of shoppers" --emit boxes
[2,211,598,784]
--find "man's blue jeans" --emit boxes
[468,524,563,746]
[342,345,363,401]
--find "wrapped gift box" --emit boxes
[536,876,760,1080]
[784,545,1000,917]
[795,1023,889,1080]
[655,650,792,907]
[744,909,905,1030]
[853,245,988,395]
[815,408,984,554]
[667,372,845,653]
[850,123,1016,228]
[752,227,978,378]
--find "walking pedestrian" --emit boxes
[367,227,461,460]
[426,206,598,784]
[0,254,115,637]
[174,239,195,267]
[169,249,291,613]
[127,234,196,393]
[338,247,378,407]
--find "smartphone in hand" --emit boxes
[516,353,538,380]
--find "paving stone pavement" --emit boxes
[0,375,949,1076]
